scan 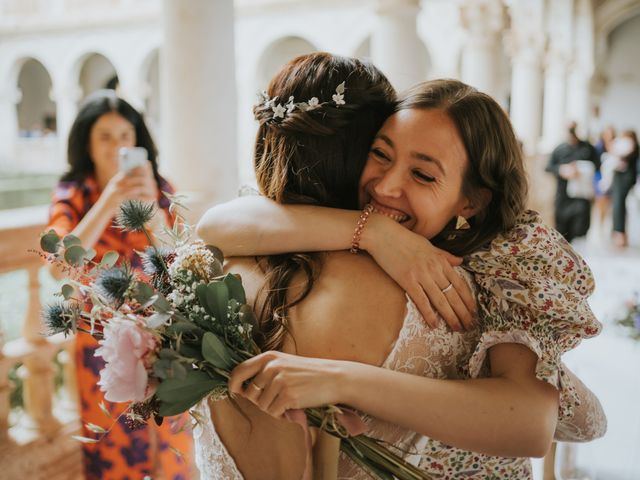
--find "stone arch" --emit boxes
[139,48,161,138]
[13,57,56,136]
[255,36,319,89]
[76,52,118,102]
[597,12,640,133]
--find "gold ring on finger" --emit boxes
[441,283,454,294]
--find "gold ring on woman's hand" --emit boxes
[441,283,454,294]
[251,382,265,392]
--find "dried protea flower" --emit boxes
[42,301,80,336]
[116,200,156,232]
[124,397,160,430]
[95,265,133,304]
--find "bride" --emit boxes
[195,52,606,479]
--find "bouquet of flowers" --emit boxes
[39,198,432,480]
[616,292,640,341]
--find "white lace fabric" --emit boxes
[194,271,606,479]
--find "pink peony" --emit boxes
[95,317,158,403]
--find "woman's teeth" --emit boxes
[371,207,409,223]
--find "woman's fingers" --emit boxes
[447,270,477,322]
[406,284,438,329]
[228,352,273,394]
[440,284,474,331]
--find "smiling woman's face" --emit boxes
[358,108,477,239]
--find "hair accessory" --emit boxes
[350,203,375,254]
[256,81,346,122]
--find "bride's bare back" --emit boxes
[209,251,407,480]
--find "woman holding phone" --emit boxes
[46,90,192,480]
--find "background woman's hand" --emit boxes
[363,215,477,331]
[229,351,345,419]
[101,161,158,213]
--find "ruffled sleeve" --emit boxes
[463,210,602,420]
[46,180,87,237]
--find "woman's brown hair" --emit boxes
[396,79,529,256]
[253,52,395,351]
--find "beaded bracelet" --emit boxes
[350,203,375,254]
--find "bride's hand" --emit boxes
[228,351,345,418]
[362,214,477,331]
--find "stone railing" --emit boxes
[0,210,82,479]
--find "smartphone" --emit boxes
[119,147,148,172]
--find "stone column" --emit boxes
[371,0,424,92]
[0,85,20,170]
[161,0,238,222]
[566,0,595,138]
[541,49,570,152]
[504,0,545,154]
[52,81,82,166]
[459,0,506,99]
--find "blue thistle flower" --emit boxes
[116,200,156,233]
[42,301,80,336]
[141,246,172,277]
[95,265,133,304]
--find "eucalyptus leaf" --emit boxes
[131,281,155,305]
[154,293,173,313]
[156,370,226,417]
[158,348,180,360]
[196,281,229,321]
[222,273,246,304]
[40,230,60,254]
[100,250,119,268]
[61,284,74,300]
[170,360,188,380]
[178,343,204,361]
[64,244,87,266]
[205,245,224,265]
[202,331,235,370]
[63,234,82,248]
[84,248,97,262]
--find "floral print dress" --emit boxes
[194,211,606,480]
[47,175,194,480]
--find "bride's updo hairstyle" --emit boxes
[396,79,529,256]
[253,52,396,351]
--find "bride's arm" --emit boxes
[229,344,559,458]
[197,196,476,330]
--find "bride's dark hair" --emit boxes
[253,52,395,351]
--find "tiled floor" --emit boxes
[538,235,640,480]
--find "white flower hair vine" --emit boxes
[257,81,346,121]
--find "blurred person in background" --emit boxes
[546,122,600,243]
[608,130,639,247]
[46,90,193,480]
[593,126,616,229]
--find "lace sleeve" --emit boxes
[553,364,607,442]
[464,211,602,421]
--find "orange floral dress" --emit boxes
[47,175,193,480]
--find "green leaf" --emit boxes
[222,273,246,304]
[100,250,119,268]
[178,343,204,361]
[84,248,97,262]
[63,234,82,248]
[64,245,87,266]
[336,81,345,94]
[156,370,226,417]
[40,230,60,254]
[170,360,187,380]
[153,293,173,313]
[158,348,180,360]
[239,304,258,330]
[201,331,235,371]
[61,284,74,300]
[131,281,155,305]
[196,281,229,321]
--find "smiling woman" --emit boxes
[196,65,606,479]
